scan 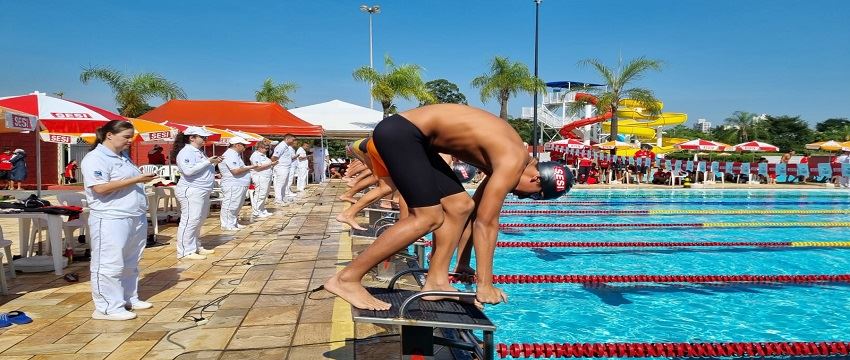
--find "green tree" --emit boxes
[760,115,815,152]
[255,78,298,107]
[665,124,705,140]
[80,66,186,118]
[815,118,850,141]
[506,116,533,143]
[353,55,435,117]
[471,56,545,120]
[421,79,467,106]
[708,125,739,145]
[572,57,663,148]
[724,111,759,142]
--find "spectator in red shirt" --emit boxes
[577,155,593,183]
[64,159,79,184]
[148,145,167,165]
[0,148,13,189]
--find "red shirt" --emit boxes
[64,163,78,178]
[635,150,648,158]
[0,153,12,171]
[800,156,809,164]
[578,157,592,167]
[599,160,610,169]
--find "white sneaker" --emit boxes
[92,310,137,321]
[180,253,207,260]
[198,247,215,255]
[257,212,272,218]
[236,223,247,229]
[125,301,153,310]
[221,226,239,231]
[262,211,272,217]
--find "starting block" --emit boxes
[353,269,495,359]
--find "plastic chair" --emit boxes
[0,252,7,295]
[156,165,180,180]
[139,164,160,175]
[56,192,86,247]
[0,227,16,281]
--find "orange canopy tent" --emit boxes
[140,100,323,136]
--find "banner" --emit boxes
[4,112,37,131]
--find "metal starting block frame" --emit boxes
[353,270,495,360]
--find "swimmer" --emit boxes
[325,104,573,310]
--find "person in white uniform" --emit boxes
[285,140,300,198]
[173,127,222,260]
[81,120,157,321]
[249,141,278,218]
[837,149,850,188]
[218,137,257,230]
[271,134,296,204]
[312,142,328,183]
[295,142,311,192]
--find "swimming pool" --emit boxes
[444,189,850,358]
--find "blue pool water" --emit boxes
[441,189,850,352]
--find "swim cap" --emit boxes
[534,161,573,200]
[451,162,477,183]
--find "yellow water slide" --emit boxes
[601,99,687,154]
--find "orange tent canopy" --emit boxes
[141,100,323,136]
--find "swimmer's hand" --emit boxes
[476,284,508,305]
[135,173,159,183]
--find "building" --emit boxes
[694,118,712,133]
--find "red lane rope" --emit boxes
[500,223,703,229]
[458,274,850,285]
[497,341,850,358]
[421,240,794,248]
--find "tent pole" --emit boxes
[36,130,42,197]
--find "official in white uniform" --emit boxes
[249,141,278,218]
[285,140,299,198]
[838,149,850,188]
[174,126,222,260]
[219,137,256,230]
[271,134,296,204]
[81,120,157,321]
[312,144,328,183]
[295,142,310,192]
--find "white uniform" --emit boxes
[218,148,250,229]
[295,147,309,192]
[174,145,215,258]
[250,150,273,216]
[312,146,327,183]
[286,149,298,196]
[272,142,293,203]
[81,144,148,316]
[837,154,850,188]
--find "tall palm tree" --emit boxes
[724,111,757,142]
[573,57,663,146]
[255,78,299,107]
[353,55,434,117]
[80,66,186,118]
[471,56,545,120]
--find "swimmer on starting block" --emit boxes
[325,104,573,310]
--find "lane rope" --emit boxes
[503,200,850,206]
[469,274,850,285]
[420,240,850,248]
[497,341,850,358]
[499,222,850,230]
[500,209,850,216]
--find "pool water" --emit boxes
[435,189,850,353]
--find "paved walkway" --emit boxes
[0,180,395,360]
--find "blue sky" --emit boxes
[2,0,849,126]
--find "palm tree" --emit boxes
[80,66,186,118]
[353,55,434,117]
[255,78,299,107]
[573,57,663,146]
[471,56,545,120]
[724,111,758,142]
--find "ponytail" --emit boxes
[91,120,134,150]
[170,133,192,160]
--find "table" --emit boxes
[0,212,66,275]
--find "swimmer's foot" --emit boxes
[378,200,394,209]
[452,265,476,283]
[336,213,367,231]
[338,194,358,204]
[421,281,460,301]
[324,274,391,311]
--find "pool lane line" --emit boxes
[497,341,850,359]
[551,193,850,198]
[421,240,850,248]
[480,273,850,284]
[503,200,850,206]
[500,209,850,216]
[499,222,850,230]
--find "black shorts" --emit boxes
[372,114,465,208]
[0,170,8,180]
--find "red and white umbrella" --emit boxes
[546,139,589,152]
[674,138,731,151]
[0,92,123,134]
[731,140,779,152]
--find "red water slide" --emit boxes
[557,93,612,139]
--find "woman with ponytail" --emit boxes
[173,127,222,260]
[81,120,157,321]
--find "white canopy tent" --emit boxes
[289,99,382,139]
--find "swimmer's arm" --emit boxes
[471,173,511,298]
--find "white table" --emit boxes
[0,212,66,275]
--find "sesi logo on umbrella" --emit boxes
[50,112,93,119]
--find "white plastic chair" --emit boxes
[56,192,87,247]
[0,226,16,282]
[156,165,181,179]
[139,164,160,175]
[0,252,7,295]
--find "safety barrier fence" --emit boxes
[421,240,850,248]
[499,222,850,230]
[500,209,850,216]
[497,341,850,358]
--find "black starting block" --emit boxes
[353,269,495,360]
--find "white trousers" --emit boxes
[251,174,272,216]
[286,166,297,196]
[175,186,211,258]
[220,185,248,228]
[89,214,146,315]
[296,165,309,191]
[273,166,290,202]
[840,176,850,188]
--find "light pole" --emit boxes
[531,0,541,158]
[360,4,381,110]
